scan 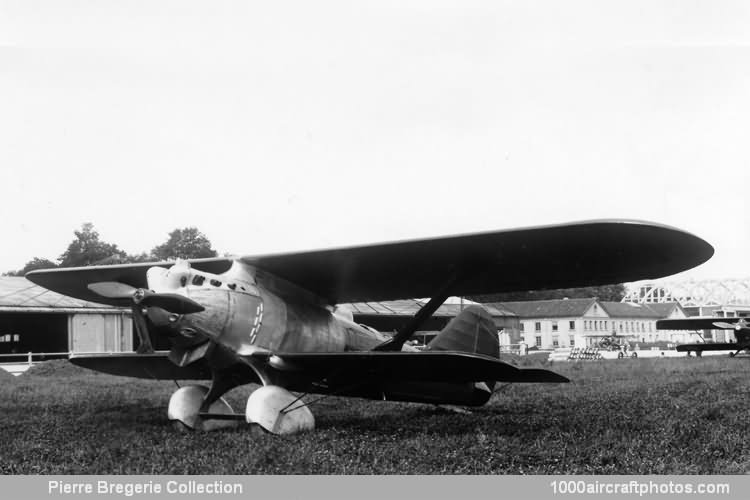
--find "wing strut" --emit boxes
[373,268,465,352]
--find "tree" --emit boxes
[58,223,127,267]
[469,284,627,303]
[150,227,217,261]
[3,257,58,276]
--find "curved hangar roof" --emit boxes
[0,277,123,313]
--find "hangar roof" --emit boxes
[0,277,122,313]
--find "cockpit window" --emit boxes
[227,283,237,290]
[210,279,222,287]
[192,275,206,286]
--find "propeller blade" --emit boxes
[712,322,737,330]
[140,293,205,314]
[132,305,155,354]
[87,281,138,299]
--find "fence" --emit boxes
[0,351,69,366]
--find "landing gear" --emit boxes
[167,385,239,431]
[246,385,315,435]
[166,383,315,435]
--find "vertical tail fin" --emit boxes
[426,305,499,359]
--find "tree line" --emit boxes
[468,283,626,303]
[4,223,217,276]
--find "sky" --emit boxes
[1,0,749,283]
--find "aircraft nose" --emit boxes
[147,260,191,291]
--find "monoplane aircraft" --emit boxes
[27,220,713,434]
[656,317,750,357]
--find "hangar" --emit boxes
[346,297,521,346]
[0,277,133,361]
[1,279,521,359]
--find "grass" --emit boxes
[1,356,749,474]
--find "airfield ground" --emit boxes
[1,356,748,474]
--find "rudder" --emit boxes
[426,305,499,359]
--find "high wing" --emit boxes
[656,317,744,331]
[241,219,712,303]
[27,220,712,306]
[69,351,567,384]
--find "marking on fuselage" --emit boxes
[249,301,264,344]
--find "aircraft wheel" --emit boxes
[696,351,702,357]
[617,352,624,359]
[246,385,315,435]
[729,352,736,358]
[631,352,638,358]
[167,385,237,431]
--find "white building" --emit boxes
[487,299,688,349]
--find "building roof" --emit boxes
[0,277,121,312]
[485,298,682,320]
[599,301,663,318]
[491,298,596,318]
[346,297,517,318]
[638,302,682,317]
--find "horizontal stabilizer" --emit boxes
[513,368,570,383]
[675,343,739,352]
[247,351,569,384]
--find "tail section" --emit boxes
[426,305,499,358]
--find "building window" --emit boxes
[552,337,559,347]
[520,323,525,332]
[569,321,575,330]
[535,336,542,347]
[569,338,575,347]
[552,321,558,332]
[535,322,541,332]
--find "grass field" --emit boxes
[1,356,749,474]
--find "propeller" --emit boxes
[87,282,205,314]
[87,281,206,354]
[712,319,749,331]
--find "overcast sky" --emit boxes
[1,1,749,283]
